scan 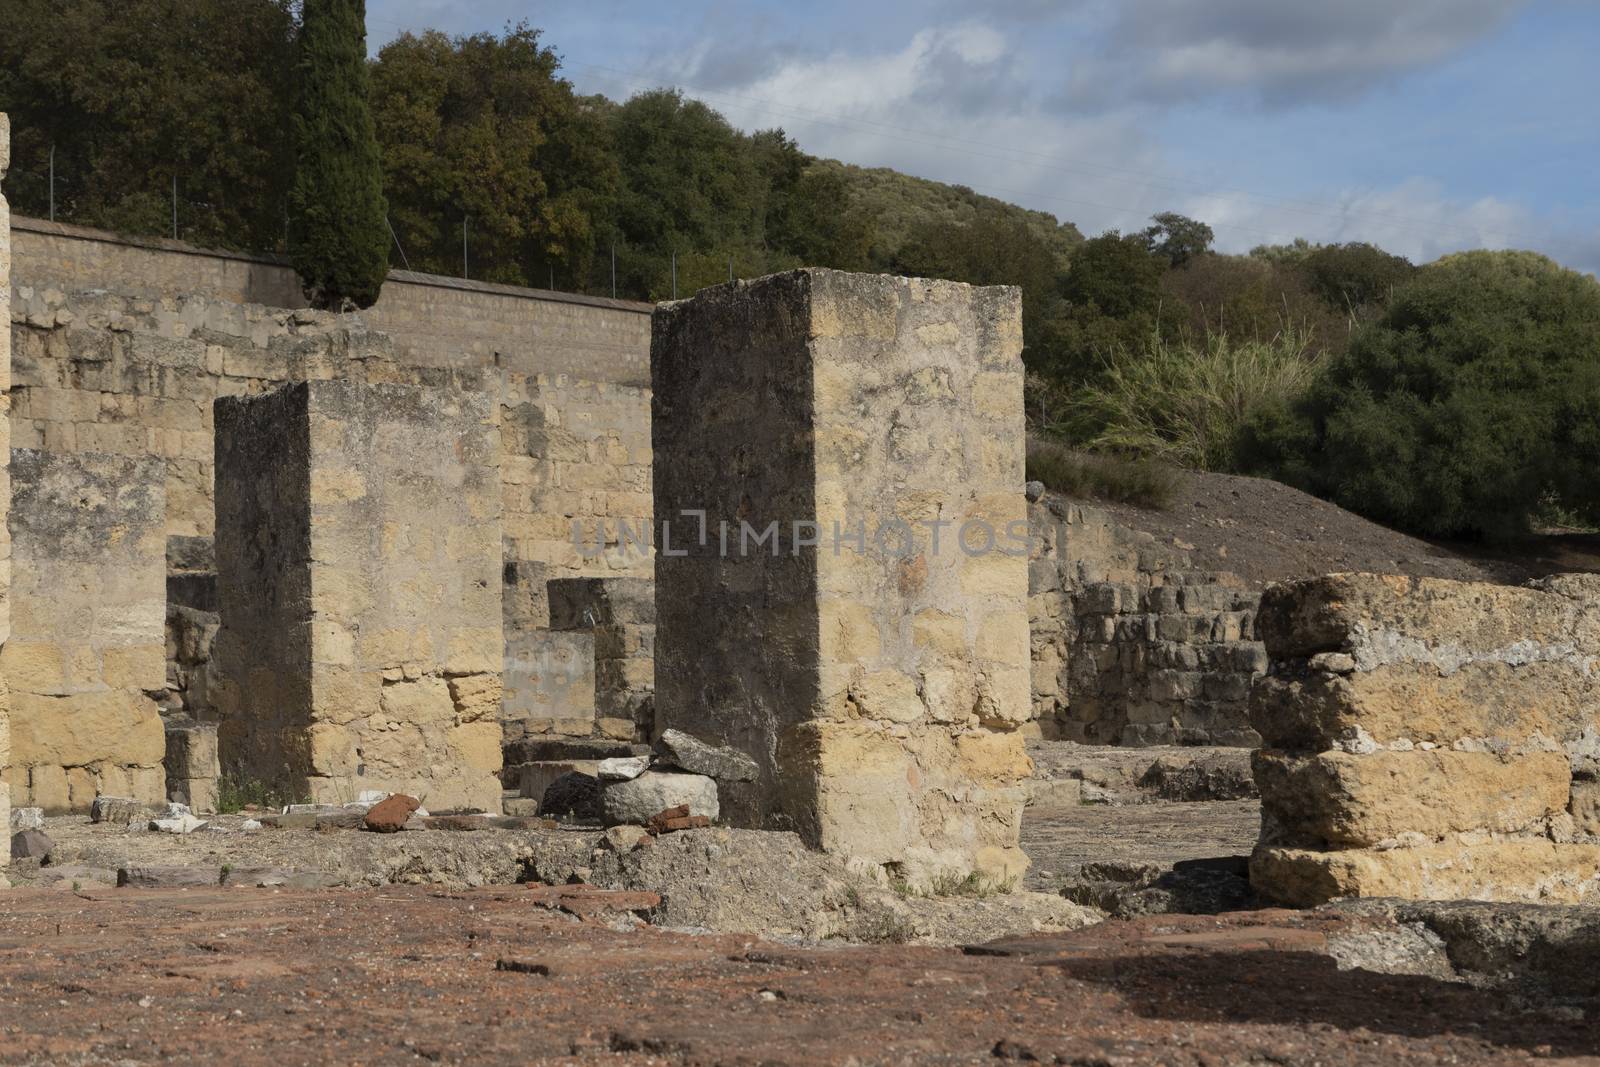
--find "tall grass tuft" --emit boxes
[1069,325,1318,471]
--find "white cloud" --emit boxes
[1077,0,1532,105]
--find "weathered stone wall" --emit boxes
[4,448,167,811]
[548,577,656,741]
[501,375,653,580]
[1249,572,1600,906]
[12,216,652,385]
[212,378,504,811]
[8,286,653,585]
[1028,496,1265,746]
[653,269,1031,886]
[0,115,12,861]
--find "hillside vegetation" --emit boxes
[3,2,1597,542]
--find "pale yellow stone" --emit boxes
[1252,841,1600,907]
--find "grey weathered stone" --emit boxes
[10,829,54,860]
[597,756,648,781]
[9,806,44,832]
[601,771,719,826]
[90,796,143,826]
[654,729,758,783]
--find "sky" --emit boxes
[364,0,1600,273]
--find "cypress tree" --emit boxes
[290,0,388,309]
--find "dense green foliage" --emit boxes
[5,5,1599,539]
[290,0,389,309]
[1239,252,1600,538]
[0,0,297,250]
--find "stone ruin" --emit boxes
[1250,573,1600,905]
[3,96,1599,910]
[652,269,1031,884]
[211,378,504,812]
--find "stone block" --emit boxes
[4,448,165,813]
[1252,841,1600,907]
[652,270,1029,884]
[1255,749,1571,848]
[163,720,219,780]
[212,379,503,812]
[547,577,654,630]
[601,771,718,826]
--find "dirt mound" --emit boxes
[1073,467,1599,588]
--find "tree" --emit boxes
[290,0,389,309]
[0,0,297,250]
[1141,211,1213,267]
[1238,250,1600,538]
[370,25,615,288]
[1300,242,1415,315]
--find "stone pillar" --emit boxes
[1,113,12,865]
[651,269,1031,886]
[212,379,503,811]
[4,450,167,811]
[1250,572,1600,906]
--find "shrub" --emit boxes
[1238,250,1600,539]
[1067,325,1318,471]
[1025,439,1178,508]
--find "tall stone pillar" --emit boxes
[212,379,503,811]
[0,113,12,868]
[652,269,1031,886]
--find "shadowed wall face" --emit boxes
[213,378,504,810]
[652,268,1031,887]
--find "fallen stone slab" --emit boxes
[10,830,55,860]
[10,806,44,832]
[220,867,339,889]
[364,794,421,833]
[90,796,144,826]
[32,865,119,889]
[524,883,662,920]
[258,809,368,830]
[654,729,759,783]
[118,866,225,888]
[597,756,648,781]
[150,812,209,834]
[417,814,557,832]
[602,772,718,827]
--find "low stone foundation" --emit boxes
[1029,497,1266,746]
[1249,572,1600,906]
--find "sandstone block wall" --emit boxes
[12,216,652,386]
[212,379,503,811]
[548,577,655,741]
[653,269,1031,886]
[1029,496,1265,746]
[500,375,653,580]
[1,115,12,861]
[1249,572,1600,906]
[4,448,167,811]
[9,285,653,587]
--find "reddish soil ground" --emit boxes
[1085,467,1600,588]
[1,886,1595,1066]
